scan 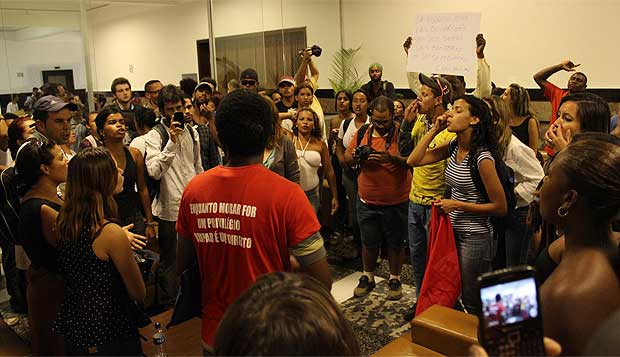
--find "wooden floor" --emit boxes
[0,316,30,356]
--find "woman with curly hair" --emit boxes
[408,95,507,314]
[293,107,338,215]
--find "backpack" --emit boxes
[145,122,196,200]
[449,141,517,234]
[0,167,22,245]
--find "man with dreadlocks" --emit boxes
[361,63,396,102]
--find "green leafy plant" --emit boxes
[329,46,364,95]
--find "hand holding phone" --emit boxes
[169,112,185,143]
[478,266,545,356]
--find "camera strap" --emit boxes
[367,124,396,151]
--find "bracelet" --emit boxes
[145,222,156,227]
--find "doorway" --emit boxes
[196,40,211,80]
[42,69,75,92]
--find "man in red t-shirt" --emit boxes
[344,96,412,301]
[533,59,587,155]
[176,90,332,353]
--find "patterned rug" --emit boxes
[330,259,417,356]
[0,301,30,343]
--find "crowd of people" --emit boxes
[0,31,619,356]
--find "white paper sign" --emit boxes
[407,12,481,77]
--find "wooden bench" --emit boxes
[374,305,479,356]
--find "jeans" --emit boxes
[455,232,494,315]
[407,202,432,298]
[156,219,178,306]
[305,186,320,215]
[342,171,361,248]
[505,207,530,267]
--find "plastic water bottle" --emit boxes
[153,322,168,357]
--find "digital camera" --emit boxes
[354,145,377,161]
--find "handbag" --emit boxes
[167,263,202,328]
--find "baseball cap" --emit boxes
[194,82,214,94]
[240,68,259,82]
[33,95,77,112]
[277,75,295,86]
[419,73,453,107]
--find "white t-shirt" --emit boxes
[6,102,18,114]
[338,115,370,148]
[0,149,13,167]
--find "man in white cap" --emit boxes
[32,95,77,146]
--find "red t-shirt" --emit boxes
[542,82,569,156]
[346,124,412,205]
[176,164,321,346]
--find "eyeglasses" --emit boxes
[241,79,256,86]
[278,82,293,88]
[372,118,391,127]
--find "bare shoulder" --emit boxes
[96,223,129,246]
[547,251,620,305]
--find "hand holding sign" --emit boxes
[407,13,481,81]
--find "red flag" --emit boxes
[415,205,461,316]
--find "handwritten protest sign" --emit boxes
[407,13,481,78]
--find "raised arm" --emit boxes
[404,36,422,96]
[407,114,450,167]
[473,34,492,98]
[145,122,183,180]
[295,48,318,85]
[398,100,421,156]
[533,60,580,89]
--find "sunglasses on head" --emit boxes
[432,77,449,97]
[241,79,256,86]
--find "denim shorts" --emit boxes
[357,199,408,249]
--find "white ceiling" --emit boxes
[0,0,197,40]
[0,0,193,12]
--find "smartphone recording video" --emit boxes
[481,277,538,328]
[173,112,185,129]
[478,266,544,356]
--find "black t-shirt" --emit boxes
[276,100,298,113]
[19,198,62,271]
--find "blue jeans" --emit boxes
[407,202,432,298]
[505,207,530,267]
[455,232,494,315]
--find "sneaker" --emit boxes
[403,302,417,322]
[353,275,376,297]
[387,278,403,300]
